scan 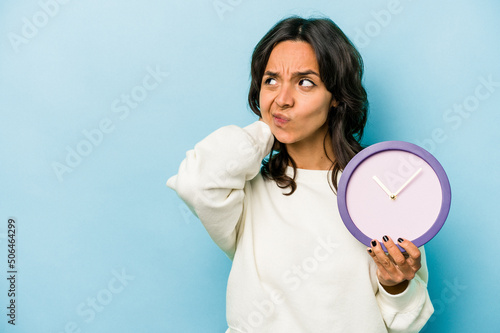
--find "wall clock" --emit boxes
[337,141,451,251]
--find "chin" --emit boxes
[273,133,296,145]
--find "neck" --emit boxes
[285,125,335,170]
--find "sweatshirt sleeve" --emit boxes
[166,121,274,259]
[376,246,434,333]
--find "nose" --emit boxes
[274,83,294,109]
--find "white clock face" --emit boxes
[345,150,443,242]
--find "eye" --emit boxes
[299,79,315,87]
[264,77,277,85]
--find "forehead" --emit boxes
[265,40,319,72]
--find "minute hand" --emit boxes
[394,168,423,197]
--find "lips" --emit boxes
[273,113,289,121]
[272,113,290,126]
[272,112,290,125]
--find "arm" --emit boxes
[166,121,274,259]
[368,237,434,332]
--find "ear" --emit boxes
[330,99,339,108]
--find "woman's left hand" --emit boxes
[367,236,422,295]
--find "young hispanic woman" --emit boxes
[167,16,434,332]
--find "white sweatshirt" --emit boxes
[167,121,434,333]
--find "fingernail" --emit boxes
[398,238,404,243]
[382,235,389,242]
[367,248,372,253]
[371,240,377,247]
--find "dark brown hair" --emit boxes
[248,16,368,195]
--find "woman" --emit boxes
[167,16,434,332]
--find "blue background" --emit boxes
[1,0,499,332]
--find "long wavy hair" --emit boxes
[248,16,368,195]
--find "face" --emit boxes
[259,40,336,147]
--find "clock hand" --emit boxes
[394,168,423,197]
[372,176,394,198]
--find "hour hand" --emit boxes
[372,176,394,198]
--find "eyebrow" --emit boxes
[263,70,320,78]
